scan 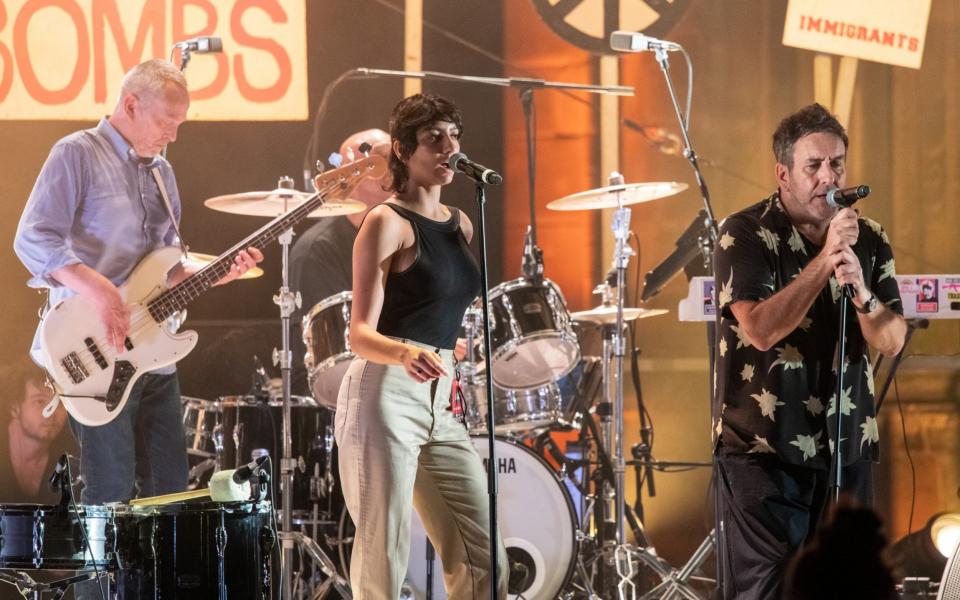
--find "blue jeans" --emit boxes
[69,372,188,504]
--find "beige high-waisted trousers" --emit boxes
[335,339,508,600]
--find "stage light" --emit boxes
[891,513,960,582]
[930,513,960,558]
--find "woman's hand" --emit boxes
[401,344,448,383]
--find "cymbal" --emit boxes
[571,305,668,325]
[547,181,688,211]
[204,188,366,218]
[183,252,263,280]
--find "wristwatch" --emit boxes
[855,292,878,314]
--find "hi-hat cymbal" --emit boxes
[204,188,366,218]
[183,252,263,280]
[547,181,688,211]
[571,305,668,325]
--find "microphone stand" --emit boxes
[473,178,501,600]
[831,288,853,502]
[645,44,722,598]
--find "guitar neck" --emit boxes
[147,184,332,323]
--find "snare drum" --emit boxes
[461,359,595,435]
[115,501,274,598]
[460,379,563,434]
[0,504,115,569]
[483,278,580,389]
[303,291,353,409]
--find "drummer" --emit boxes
[336,93,508,598]
[290,129,393,394]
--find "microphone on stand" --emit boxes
[233,455,269,484]
[172,36,223,71]
[449,153,503,185]
[520,226,544,282]
[47,454,69,493]
[174,36,223,53]
[610,30,682,53]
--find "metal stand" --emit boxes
[0,570,108,600]
[830,288,852,502]
[649,43,722,598]
[473,179,501,600]
[270,176,351,599]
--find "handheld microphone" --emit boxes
[449,153,503,185]
[610,30,682,53]
[826,185,870,208]
[174,36,223,53]
[232,455,269,484]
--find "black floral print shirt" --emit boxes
[713,192,902,469]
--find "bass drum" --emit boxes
[336,437,578,599]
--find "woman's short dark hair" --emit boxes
[772,103,849,168]
[388,93,463,193]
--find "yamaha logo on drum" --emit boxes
[482,456,518,474]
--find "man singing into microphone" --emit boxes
[712,103,906,599]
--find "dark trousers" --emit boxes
[716,453,873,600]
[69,372,188,504]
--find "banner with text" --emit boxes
[0,0,307,120]
[783,0,931,69]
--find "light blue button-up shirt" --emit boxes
[14,118,181,367]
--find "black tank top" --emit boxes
[376,203,481,349]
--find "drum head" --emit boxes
[405,437,577,599]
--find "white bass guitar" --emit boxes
[38,155,385,426]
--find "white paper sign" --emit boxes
[783,0,931,69]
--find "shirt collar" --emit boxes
[768,191,796,232]
[97,117,160,167]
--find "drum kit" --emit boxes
[0,169,715,600]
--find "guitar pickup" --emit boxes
[106,361,136,412]
[60,353,89,384]
[84,337,109,370]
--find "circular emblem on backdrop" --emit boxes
[529,0,693,55]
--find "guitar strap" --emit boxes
[151,166,189,257]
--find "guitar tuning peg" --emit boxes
[328,152,343,168]
[358,141,372,156]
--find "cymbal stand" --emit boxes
[270,176,351,599]
[585,193,707,600]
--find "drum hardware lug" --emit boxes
[232,423,244,461]
[33,511,43,568]
[297,456,307,473]
[280,457,298,473]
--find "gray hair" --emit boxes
[117,59,187,105]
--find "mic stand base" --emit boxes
[281,531,353,599]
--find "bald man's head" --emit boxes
[339,129,392,217]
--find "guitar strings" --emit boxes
[63,172,360,377]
